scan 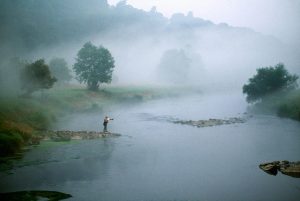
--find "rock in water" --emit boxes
[173,117,246,128]
[259,161,300,178]
[43,130,121,142]
[0,190,72,200]
[259,161,280,175]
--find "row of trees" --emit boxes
[3,42,115,96]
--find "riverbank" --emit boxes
[276,89,300,121]
[249,89,300,121]
[0,85,197,157]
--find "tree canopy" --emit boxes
[73,42,115,91]
[157,49,190,84]
[243,63,298,103]
[21,59,56,96]
[49,58,72,85]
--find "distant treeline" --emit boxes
[0,0,215,57]
[0,0,109,54]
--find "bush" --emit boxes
[21,59,56,96]
[0,131,24,156]
[243,63,298,103]
[277,104,300,121]
[277,90,300,121]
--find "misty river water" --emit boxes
[1,92,300,201]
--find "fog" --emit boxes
[1,2,300,200]
[0,0,299,93]
[109,0,300,47]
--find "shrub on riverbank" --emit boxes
[277,90,300,121]
[0,131,23,157]
[249,89,300,121]
[0,99,55,156]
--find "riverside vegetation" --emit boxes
[243,63,299,121]
[0,85,184,158]
[251,89,300,121]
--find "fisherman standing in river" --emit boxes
[103,116,113,132]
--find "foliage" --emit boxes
[0,0,110,57]
[20,59,57,96]
[49,58,72,84]
[0,85,187,157]
[277,89,300,121]
[0,98,56,156]
[243,63,298,103]
[0,131,23,157]
[158,49,190,84]
[73,42,115,91]
[0,0,213,59]
[0,99,55,130]
[0,0,166,58]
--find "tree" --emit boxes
[243,63,298,103]
[73,42,115,91]
[21,59,56,96]
[157,49,190,84]
[49,58,72,85]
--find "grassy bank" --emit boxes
[277,89,300,121]
[250,89,300,121]
[0,98,56,156]
[0,85,192,157]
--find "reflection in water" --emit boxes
[0,93,300,201]
[0,139,115,192]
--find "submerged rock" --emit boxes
[259,161,300,178]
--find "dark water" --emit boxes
[1,92,300,201]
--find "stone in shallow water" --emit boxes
[43,131,121,142]
[259,161,300,178]
[173,117,246,128]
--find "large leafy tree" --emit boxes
[49,58,72,85]
[73,42,115,91]
[157,49,190,84]
[21,59,57,96]
[243,63,298,103]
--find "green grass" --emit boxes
[277,89,300,121]
[251,89,300,121]
[0,84,189,157]
[0,98,56,156]
[40,85,188,114]
[0,98,55,130]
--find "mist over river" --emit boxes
[1,92,300,201]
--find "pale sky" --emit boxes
[107,0,300,45]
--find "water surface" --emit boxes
[1,92,300,201]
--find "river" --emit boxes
[1,92,300,201]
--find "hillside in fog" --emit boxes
[0,0,299,88]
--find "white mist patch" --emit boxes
[16,9,300,92]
